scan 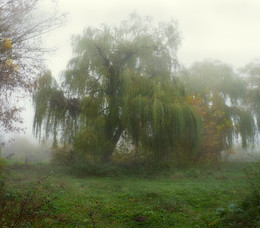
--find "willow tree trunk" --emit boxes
[101,123,125,163]
[102,146,116,163]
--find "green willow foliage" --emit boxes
[242,60,260,130]
[179,60,256,151]
[33,71,80,147]
[33,14,201,164]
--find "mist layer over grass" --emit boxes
[3,161,260,227]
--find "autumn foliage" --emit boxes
[0,38,24,132]
[188,94,233,163]
[0,0,64,134]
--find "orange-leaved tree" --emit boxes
[188,94,233,162]
[181,60,255,163]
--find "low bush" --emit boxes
[51,145,76,165]
[0,171,68,227]
[67,162,125,177]
[218,167,260,227]
[0,150,6,171]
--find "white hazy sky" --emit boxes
[44,0,260,75]
[18,0,260,139]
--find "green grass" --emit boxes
[4,162,260,227]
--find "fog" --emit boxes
[222,145,260,162]
[1,136,51,162]
[2,2,260,226]
[3,0,260,161]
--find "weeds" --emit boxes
[0,170,63,227]
[218,166,260,227]
[87,201,101,228]
[1,161,258,227]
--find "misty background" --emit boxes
[2,0,260,162]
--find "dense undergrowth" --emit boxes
[217,166,260,227]
[0,169,75,227]
[1,161,260,227]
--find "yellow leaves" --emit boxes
[3,38,12,49]
[2,58,19,72]
[6,58,14,67]
[187,94,200,106]
[2,38,12,49]
[0,39,18,73]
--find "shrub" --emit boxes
[51,145,76,165]
[0,171,61,227]
[218,166,260,227]
[0,150,6,171]
[68,162,125,177]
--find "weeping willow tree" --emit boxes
[241,60,260,131]
[33,70,81,147]
[33,14,201,164]
[179,60,255,161]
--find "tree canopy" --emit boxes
[33,14,201,164]
[0,0,64,133]
[179,60,256,162]
[241,60,260,130]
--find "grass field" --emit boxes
[3,161,260,227]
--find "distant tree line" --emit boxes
[33,13,260,166]
[1,4,259,166]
